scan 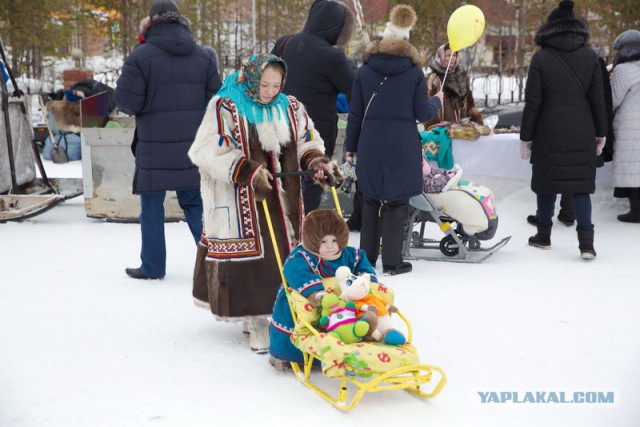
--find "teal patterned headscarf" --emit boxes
[216,54,290,124]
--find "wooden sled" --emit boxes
[0,194,65,223]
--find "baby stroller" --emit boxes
[402,165,511,263]
[264,171,446,411]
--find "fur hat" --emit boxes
[149,0,179,18]
[301,209,349,256]
[382,4,417,41]
[547,0,575,22]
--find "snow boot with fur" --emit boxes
[577,228,596,260]
[617,198,640,223]
[247,317,270,354]
[528,224,552,248]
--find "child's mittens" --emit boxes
[308,291,327,307]
[596,136,606,156]
[388,305,399,314]
[520,140,532,160]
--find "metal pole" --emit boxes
[252,0,256,53]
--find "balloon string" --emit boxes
[440,53,455,122]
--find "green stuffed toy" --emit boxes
[319,294,369,344]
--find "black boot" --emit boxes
[526,214,537,226]
[528,224,552,248]
[577,228,596,260]
[617,198,640,223]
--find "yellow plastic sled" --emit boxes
[262,180,447,411]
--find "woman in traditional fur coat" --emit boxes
[269,209,377,367]
[188,54,330,352]
[610,29,640,223]
[520,0,607,259]
[423,43,483,128]
[344,4,442,275]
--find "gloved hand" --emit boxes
[339,156,357,192]
[251,167,272,201]
[596,136,606,156]
[520,140,532,160]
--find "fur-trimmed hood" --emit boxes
[144,12,195,56]
[534,17,590,51]
[303,0,355,48]
[363,38,422,68]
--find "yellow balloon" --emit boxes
[447,5,485,52]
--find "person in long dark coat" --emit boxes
[115,0,222,279]
[271,0,356,214]
[344,5,442,275]
[519,0,607,259]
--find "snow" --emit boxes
[2,159,640,426]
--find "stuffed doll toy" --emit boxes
[318,294,370,344]
[336,266,406,345]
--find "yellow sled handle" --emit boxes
[262,170,341,303]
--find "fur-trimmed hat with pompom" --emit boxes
[301,209,349,257]
[382,4,417,41]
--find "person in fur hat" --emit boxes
[269,209,378,368]
[115,0,222,280]
[423,43,484,128]
[610,29,640,222]
[188,54,331,353]
[519,0,607,259]
[344,4,443,275]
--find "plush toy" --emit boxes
[318,294,370,344]
[335,266,406,345]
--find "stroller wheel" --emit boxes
[439,235,459,257]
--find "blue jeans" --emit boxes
[139,188,203,278]
[536,194,593,231]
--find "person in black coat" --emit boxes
[345,5,442,275]
[271,0,356,213]
[115,0,222,279]
[519,0,607,259]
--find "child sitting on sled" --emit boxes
[269,209,377,369]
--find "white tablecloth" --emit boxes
[449,133,612,184]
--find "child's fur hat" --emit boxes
[302,209,349,255]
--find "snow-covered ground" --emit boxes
[1,160,639,426]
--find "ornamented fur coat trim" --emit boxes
[188,95,325,261]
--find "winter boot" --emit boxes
[247,317,270,354]
[269,356,290,371]
[526,214,537,226]
[617,198,640,223]
[528,224,552,249]
[577,228,596,260]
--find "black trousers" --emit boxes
[360,197,409,267]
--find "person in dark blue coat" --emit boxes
[344,5,442,275]
[272,0,356,214]
[115,0,222,280]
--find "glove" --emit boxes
[596,136,606,156]
[520,140,532,160]
[251,167,272,201]
[339,156,357,192]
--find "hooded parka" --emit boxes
[345,39,441,201]
[115,14,222,194]
[271,0,355,157]
[520,17,607,195]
